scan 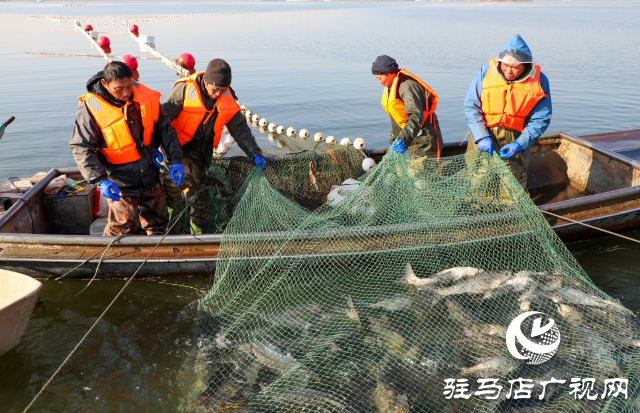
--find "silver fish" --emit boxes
[396,263,482,288]
[460,355,518,378]
[434,273,505,300]
[346,296,361,325]
[237,340,298,375]
[371,293,413,312]
[556,303,582,322]
[483,276,538,300]
[546,287,631,315]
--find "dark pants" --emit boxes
[103,183,169,236]
[465,125,530,189]
[162,145,210,228]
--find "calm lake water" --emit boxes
[1,1,640,412]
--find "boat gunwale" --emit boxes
[2,131,640,246]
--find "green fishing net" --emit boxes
[180,147,640,412]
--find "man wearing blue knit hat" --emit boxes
[373,55,443,161]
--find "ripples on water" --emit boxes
[1,2,640,411]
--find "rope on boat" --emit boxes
[20,183,207,413]
[541,209,640,244]
[157,281,206,294]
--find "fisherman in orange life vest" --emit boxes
[70,62,184,236]
[464,35,552,188]
[373,55,443,162]
[162,59,266,234]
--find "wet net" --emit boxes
[181,147,640,412]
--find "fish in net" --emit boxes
[179,147,640,412]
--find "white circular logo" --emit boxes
[506,311,561,365]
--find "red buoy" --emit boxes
[129,24,139,33]
[188,67,196,75]
[100,46,112,55]
[84,24,93,32]
[96,36,110,47]
[177,53,195,70]
[131,69,140,81]
[120,54,138,71]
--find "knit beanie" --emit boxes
[203,59,232,88]
[371,55,399,75]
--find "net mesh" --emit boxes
[180,147,640,412]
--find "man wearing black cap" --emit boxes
[162,58,266,234]
[372,55,443,161]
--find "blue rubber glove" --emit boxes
[254,156,266,171]
[0,124,5,141]
[98,179,121,201]
[169,163,185,186]
[392,139,407,154]
[476,136,494,156]
[151,148,163,169]
[499,142,523,159]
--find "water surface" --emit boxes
[1,2,640,412]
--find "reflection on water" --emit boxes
[0,278,212,412]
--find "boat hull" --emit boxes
[2,130,640,279]
[0,270,42,355]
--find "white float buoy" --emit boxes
[268,123,277,132]
[240,105,246,112]
[259,118,268,127]
[362,157,376,171]
[251,114,260,123]
[286,127,296,137]
[299,129,309,139]
[259,126,267,133]
[353,138,366,150]
[245,109,253,119]
[313,132,324,142]
[268,132,278,142]
[276,125,286,134]
[277,140,286,148]
[326,136,337,144]
[340,137,352,146]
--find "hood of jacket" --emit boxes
[498,34,534,64]
[496,34,535,83]
[86,71,129,108]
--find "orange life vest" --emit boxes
[80,81,160,165]
[171,71,241,149]
[481,59,546,132]
[381,69,440,160]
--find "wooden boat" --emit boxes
[0,270,42,356]
[1,130,640,280]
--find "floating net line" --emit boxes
[177,147,640,412]
[167,141,367,235]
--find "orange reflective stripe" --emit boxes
[481,60,546,132]
[80,80,161,165]
[171,72,215,146]
[212,89,241,150]
[381,69,439,129]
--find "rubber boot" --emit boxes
[190,220,208,235]
[167,206,183,234]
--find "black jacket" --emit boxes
[162,75,262,169]
[70,72,183,194]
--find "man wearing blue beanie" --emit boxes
[373,55,443,161]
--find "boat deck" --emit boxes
[580,129,640,161]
